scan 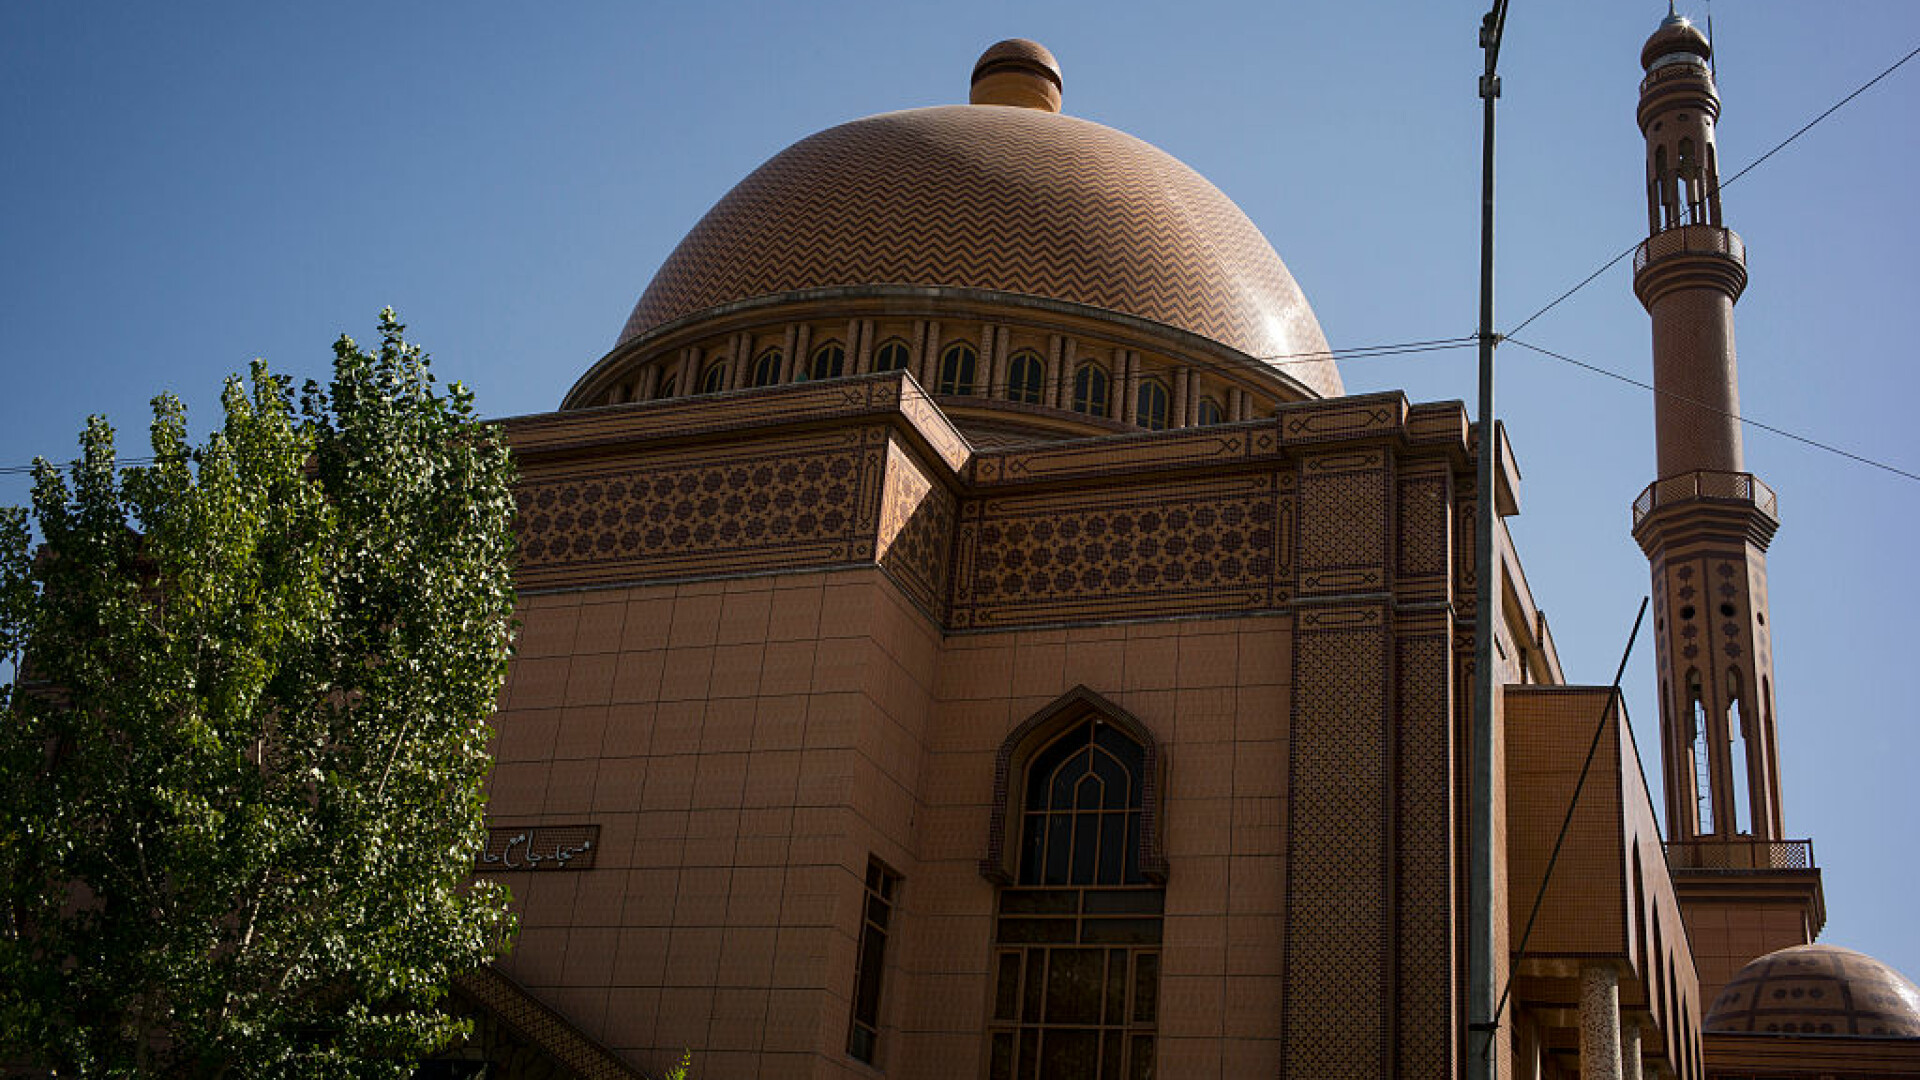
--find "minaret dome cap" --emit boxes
[970,39,1063,112]
[1641,13,1713,72]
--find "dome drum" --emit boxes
[569,285,1321,443]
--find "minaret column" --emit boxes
[1628,12,1823,1011]
[1630,12,1784,848]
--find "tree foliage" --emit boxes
[0,312,518,1077]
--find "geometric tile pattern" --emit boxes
[514,427,887,590]
[877,437,956,621]
[1297,452,1388,586]
[1395,633,1455,1079]
[444,965,647,1079]
[617,106,1339,397]
[949,471,1292,629]
[1283,615,1389,1077]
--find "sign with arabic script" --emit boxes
[476,824,599,872]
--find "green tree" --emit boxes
[0,312,518,1077]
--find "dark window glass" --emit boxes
[1006,351,1044,404]
[991,717,1160,1078]
[873,339,911,373]
[807,342,845,382]
[937,343,977,396]
[699,362,728,395]
[749,349,783,388]
[848,857,900,1064]
[1072,363,1109,417]
[654,374,677,400]
[1136,380,1170,431]
[1196,396,1224,426]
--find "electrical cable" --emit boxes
[1505,39,1920,338]
[1505,336,1920,484]
[1486,596,1649,1048]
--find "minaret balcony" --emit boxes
[1664,836,1815,873]
[1632,469,1777,528]
[1634,223,1745,274]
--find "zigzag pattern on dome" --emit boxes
[619,106,1339,398]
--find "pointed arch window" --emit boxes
[873,339,911,373]
[983,690,1163,1080]
[1005,350,1045,405]
[749,348,783,388]
[937,343,977,396]
[1136,379,1170,431]
[698,361,728,395]
[1196,396,1224,427]
[807,342,846,382]
[654,372,678,400]
[1071,363,1109,417]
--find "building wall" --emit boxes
[484,377,1488,1078]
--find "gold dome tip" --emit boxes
[970,39,1062,113]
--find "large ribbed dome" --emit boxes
[618,103,1341,397]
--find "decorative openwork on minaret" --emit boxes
[1630,12,1788,854]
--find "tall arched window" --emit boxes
[873,339,911,373]
[1005,350,1044,405]
[807,342,845,382]
[1071,363,1109,417]
[1196,396,1223,426]
[698,361,728,395]
[938,343,977,396]
[986,697,1162,1080]
[1136,379,1170,431]
[654,373,677,400]
[749,348,783,388]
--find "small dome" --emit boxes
[1704,944,1920,1037]
[1641,14,1712,71]
[971,39,1062,112]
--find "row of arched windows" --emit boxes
[647,338,1231,430]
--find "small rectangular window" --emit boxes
[848,857,901,1065]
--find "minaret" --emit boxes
[1629,10,1822,1004]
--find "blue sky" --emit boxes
[5,3,1917,984]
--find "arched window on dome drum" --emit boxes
[1005,350,1044,405]
[807,342,846,382]
[1196,396,1223,427]
[749,348,783,389]
[988,716,1161,1080]
[1136,379,1170,431]
[698,361,728,395]
[654,373,677,401]
[1071,363,1109,418]
[937,343,976,396]
[873,339,911,374]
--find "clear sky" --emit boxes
[5,3,1917,986]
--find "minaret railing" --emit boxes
[1633,224,1746,273]
[1664,837,1815,872]
[1632,469,1777,527]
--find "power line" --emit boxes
[1489,598,1649,1041]
[1506,38,1920,338]
[1250,336,1479,369]
[1506,335,1920,484]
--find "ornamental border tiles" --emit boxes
[503,376,1475,631]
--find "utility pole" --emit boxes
[1469,1,1510,1077]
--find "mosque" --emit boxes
[442,16,1920,1079]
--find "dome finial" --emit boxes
[970,39,1063,113]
